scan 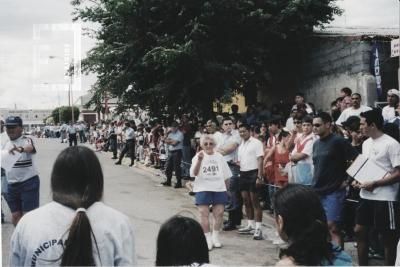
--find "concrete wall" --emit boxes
[298,36,375,111]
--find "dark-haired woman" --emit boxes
[274,184,352,266]
[156,215,210,266]
[10,146,136,266]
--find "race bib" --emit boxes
[201,160,221,180]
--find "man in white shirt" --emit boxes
[382,89,400,125]
[353,109,400,266]
[336,93,372,126]
[67,122,78,147]
[205,120,222,147]
[216,118,242,231]
[237,123,264,240]
[115,121,136,167]
[3,116,39,226]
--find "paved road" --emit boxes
[2,138,280,266]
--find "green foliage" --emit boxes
[52,106,80,124]
[72,0,341,117]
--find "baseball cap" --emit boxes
[388,89,400,98]
[5,116,23,127]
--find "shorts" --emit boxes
[355,198,400,232]
[8,176,40,213]
[239,170,258,193]
[195,191,228,206]
[320,189,346,222]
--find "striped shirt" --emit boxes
[4,136,38,184]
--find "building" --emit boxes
[0,108,52,128]
[258,26,399,113]
[298,26,399,110]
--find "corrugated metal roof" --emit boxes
[314,26,399,37]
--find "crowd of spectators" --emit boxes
[30,87,400,265]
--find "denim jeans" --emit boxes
[228,164,240,209]
[181,145,191,177]
[165,150,182,184]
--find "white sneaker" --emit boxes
[253,228,264,240]
[205,233,213,251]
[212,231,222,248]
[238,225,255,235]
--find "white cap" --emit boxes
[387,89,400,98]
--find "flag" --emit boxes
[371,42,382,97]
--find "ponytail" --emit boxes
[50,146,104,266]
[61,211,97,266]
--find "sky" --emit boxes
[0,0,399,110]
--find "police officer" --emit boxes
[3,116,40,226]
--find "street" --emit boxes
[1,138,281,266]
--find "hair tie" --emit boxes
[76,208,87,213]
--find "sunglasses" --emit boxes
[312,123,322,127]
[203,142,214,146]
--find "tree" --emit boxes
[52,106,80,124]
[72,0,341,117]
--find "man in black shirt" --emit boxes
[312,112,358,248]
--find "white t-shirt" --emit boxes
[360,134,400,201]
[1,132,9,149]
[382,105,400,123]
[285,117,295,131]
[190,152,231,192]
[10,201,137,266]
[336,105,372,126]
[238,137,264,171]
[217,130,241,162]
[4,136,39,184]
[212,131,223,148]
[396,240,400,266]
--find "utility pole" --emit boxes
[69,62,75,124]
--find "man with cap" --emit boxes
[2,116,40,226]
[382,89,400,125]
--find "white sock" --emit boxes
[212,230,220,237]
[248,220,255,227]
[255,222,262,230]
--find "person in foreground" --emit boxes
[156,215,210,266]
[274,184,352,266]
[9,146,136,266]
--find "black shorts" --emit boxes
[239,170,258,193]
[355,198,400,232]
